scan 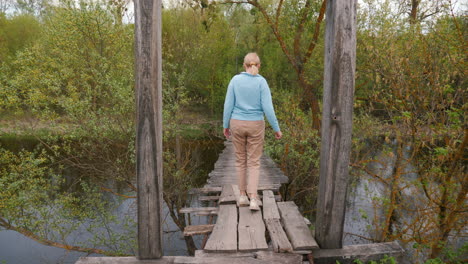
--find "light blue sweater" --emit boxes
[223,72,280,132]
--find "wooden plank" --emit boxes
[219,184,236,204]
[179,207,218,214]
[199,193,280,203]
[135,0,163,259]
[199,195,220,201]
[255,251,302,264]
[262,190,280,220]
[277,202,319,250]
[76,256,276,264]
[189,187,222,194]
[195,210,219,216]
[232,184,241,207]
[238,207,268,251]
[265,219,293,253]
[184,224,214,236]
[312,241,404,264]
[207,182,281,190]
[195,250,255,258]
[204,204,238,252]
[316,0,357,249]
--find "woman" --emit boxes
[223,52,282,211]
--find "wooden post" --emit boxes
[315,0,357,249]
[134,0,163,259]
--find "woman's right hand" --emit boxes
[223,128,231,139]
[275,131,283,140]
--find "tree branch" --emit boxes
[294,0,312,68]
[249,0,299,73]
[100,186,136,199]
[303,0,326,66]
[275,0,284,30]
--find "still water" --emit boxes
[0,136,224,264]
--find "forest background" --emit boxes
[0,0,466,263]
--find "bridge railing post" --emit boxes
[315,0,357,249]
[134,0,163,258]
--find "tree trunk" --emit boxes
[299,74,321,130]
[410,0,420,24]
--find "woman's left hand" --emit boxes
[223,128,231,139]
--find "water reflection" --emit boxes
[0,136,223,264]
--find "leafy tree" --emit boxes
[0,13,41,63]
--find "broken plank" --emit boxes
[277,201,319,250]
[204,204,237,252]
[219,184,236,204]
[184,224,214,236]
[238,207,268,251]
[265,219,293,253]
[262,190,280,220]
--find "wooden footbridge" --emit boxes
[182,141,318,258]
[77,142,402,264]
[76,0,403,263]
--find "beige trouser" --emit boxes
[230,119,265,195]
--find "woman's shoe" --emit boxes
[239,195,250,206]
[249,198,260,211]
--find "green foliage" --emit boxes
[264,91,320,219]
[0,13,41,63]
[5,0,134,130]
[351,2,466,261]
[162,6,236,116]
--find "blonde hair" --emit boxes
[243,52,261,75]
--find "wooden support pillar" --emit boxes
[315,0,357,249]
[134,0,163,259]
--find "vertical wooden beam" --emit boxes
[315,0,357,249]
[134,0,163,259]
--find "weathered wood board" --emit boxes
[184,224,214,236]
[238,207,268,251]
[277,201,319,250]
[232,184,241,207]
[315,0,357,249]
[265,219,293,253]
[77,241,403,263]
[219,184,237,204]
[195,250,255,258]
[255,251,303,264]
[204,204,238,252]
[198,195,220,201]
[189,187,223,194]
[312,241,405,264]
[179,207,218,214]
[134,0,163,258]
[76,256,278,264]
[262,190,280,220]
